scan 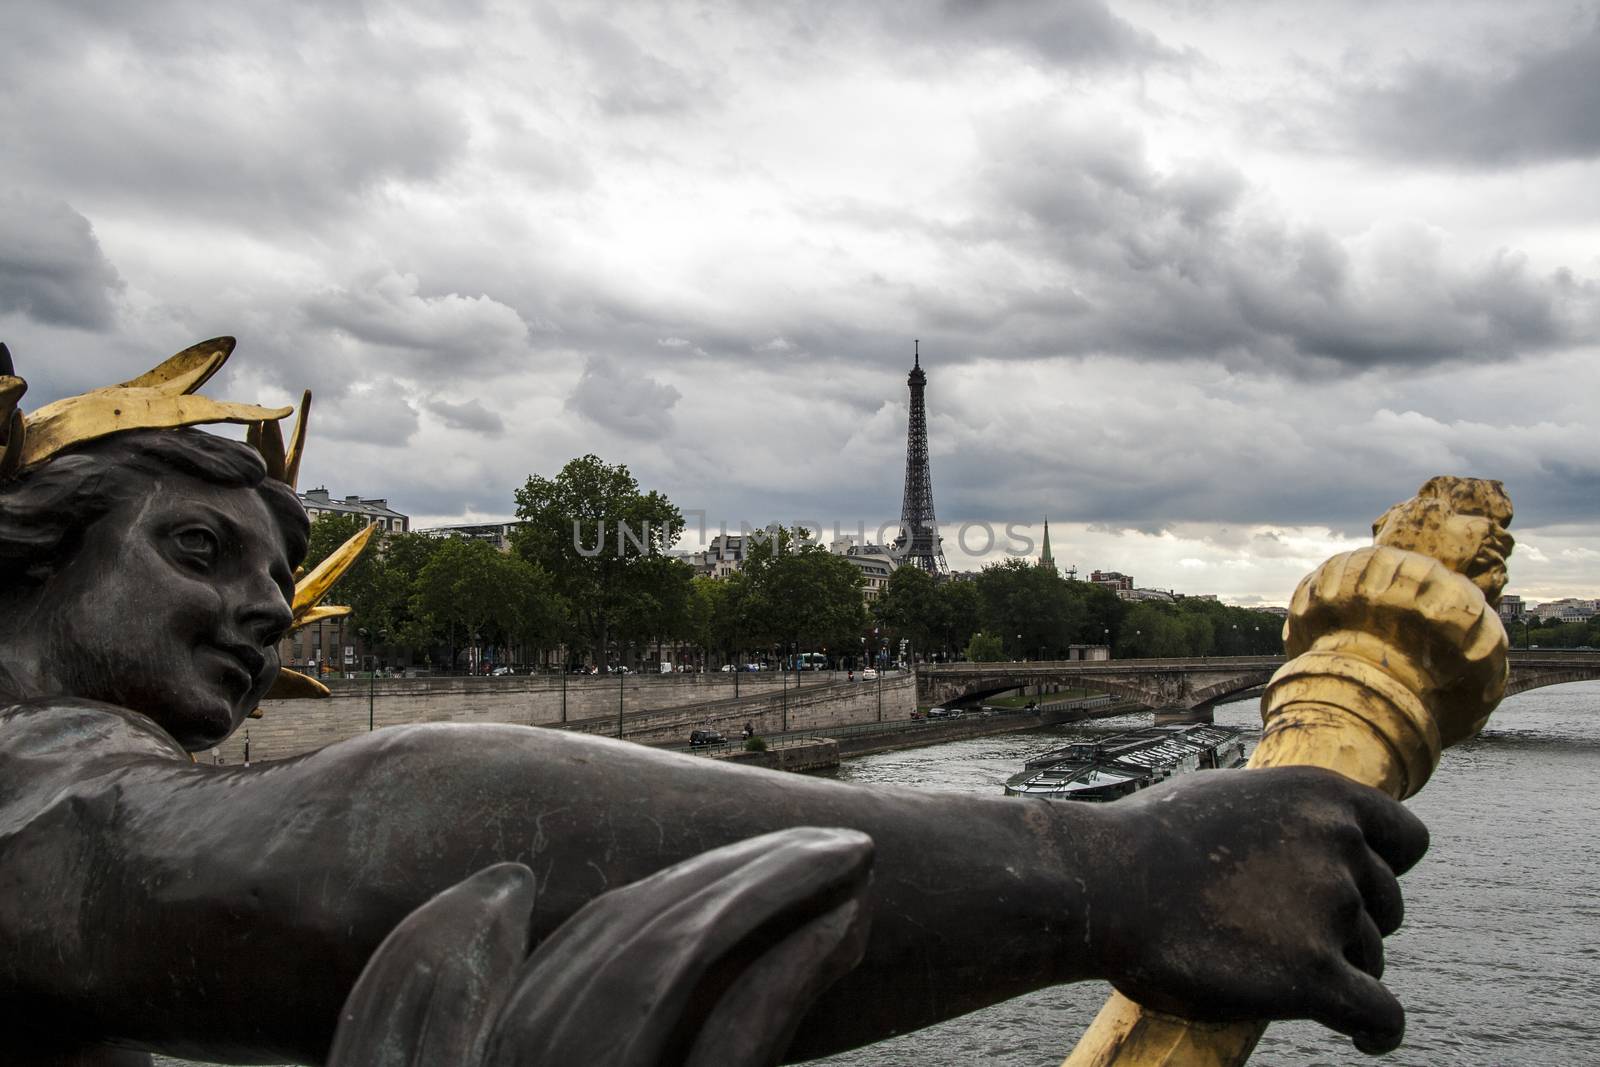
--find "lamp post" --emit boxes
[1016,633,1022,662]
[560,645,567,723]
[877,655,883,722]
[358,627,387,731]
[782,643,789,734]
[617,662,625,739]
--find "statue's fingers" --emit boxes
[1355,845,1405,936]
[327,862,535,1067]
[1308,961,1406,1057]
[683,897,870,1067]
[1347,787,1430,876]
[484,827,874,1067]
[1343,911,1386,981]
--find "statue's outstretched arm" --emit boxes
[0,704,1423,1064]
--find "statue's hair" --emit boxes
[0,428,310,584]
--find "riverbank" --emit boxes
[684,694,1146,772]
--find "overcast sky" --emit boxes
[3,0,1596,605]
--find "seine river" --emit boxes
[813,682,1600,1067]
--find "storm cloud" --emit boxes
[1329,16,1600,167]
[0,195,122,329]
[2,0,1595,604]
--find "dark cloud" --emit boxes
[772,0,1179,70]
[566,355,681,439]
[948,106,1599,372]
[0,2,474,228]
[1331,18,1600,167]
[302,272,532,373]
[314,381,421,446]
[0,195,122,329]
[559,12,718,116]
[423,396,505,435]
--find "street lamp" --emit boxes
[357,627,387,731]
[1016,633,1022,662]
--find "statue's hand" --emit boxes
[328,827,875,1067]
[1090,767,1429,1056]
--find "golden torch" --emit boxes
[1064,476,1515,1067]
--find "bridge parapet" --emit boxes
[920,657,1283,712]
[920,651,1600,713]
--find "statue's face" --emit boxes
[41,474,296,749]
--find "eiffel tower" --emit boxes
[893,340,948,575]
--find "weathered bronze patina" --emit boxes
[1065,476,1514,1067]
[0,341,1435,1066]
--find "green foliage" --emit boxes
[1117,599,1283,658]
[873,565,941,652]
[974,558,1088,658]
[378,532,446,651]
[1523,616,1600,649]
[964,631,1006,662]
[736,528,868,653]
[302,513,386,630]
[410,538,563,664]
[743,736,768,752]
[936,578,982,654]
[512,455,685,662]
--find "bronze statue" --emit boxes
[0,341,1435,1066]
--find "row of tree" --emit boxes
[871,559,1285,663]
[302,454,1288,671]
[1517,615,1600,650]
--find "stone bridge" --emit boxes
[920,650,1600,719]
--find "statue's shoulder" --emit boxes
[0,698,188,780]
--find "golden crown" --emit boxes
[0,337,377,709]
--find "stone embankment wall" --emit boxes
[210,673,915,764]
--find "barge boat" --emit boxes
[1003,723,1247,801]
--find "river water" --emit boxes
[812,682,1600,1067]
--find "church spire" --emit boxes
[1039,518,1056,573]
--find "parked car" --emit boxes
[926,707,948,719]
[490,666,514,676]
[862,668,879,681]
[945,708,965,720]
[689,729,727,747]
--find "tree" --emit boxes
[936,579,982,658]
[378,532,446,655]
[737,528,868,657]
[411,538,560,671]
[964,631,1006,662]
[974,558,1087,659]
[513,455,684,665]
[301,513,386,630]
[873,565,941,656]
